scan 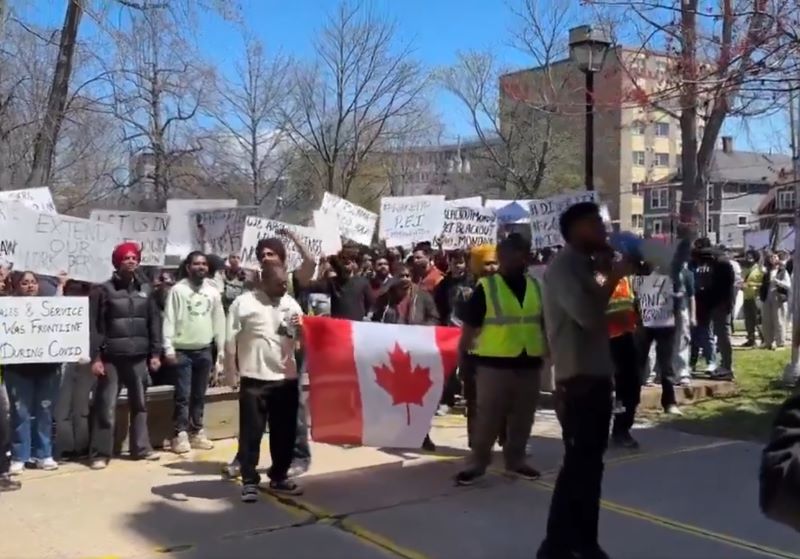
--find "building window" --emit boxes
[650,187,669,210]
[654,152,670,167]
[778,189,795,210]
[707,218,714,233]
[738,184,747,194]
[737,215,748,227]
[633,151,646,166]
[632,121,646,135]
[631,182,642,195]
[632,214,644,228]
[707,185,714,202]
[655,60,667,74]
[652,219,663,235]
[655,122,669,137]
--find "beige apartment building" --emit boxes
[499,46,688,233]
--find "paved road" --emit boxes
[2,413,797,559]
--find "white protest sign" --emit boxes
[90,210,169,266]
[320,192,377,246]
[313,210,343,256]
[190,207,259,256]
[0,296,89,364]
[240,216,324,272]
[447,196,483,208]
[529,191,598,249]
[379,195,446,247]
[13,213,121,283]
[439,206,497,250]
[0,201,39,264]
[634,274,675,328]
[166,199,237,257]
[0,187,57,214]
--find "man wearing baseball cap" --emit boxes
[88,242,162,469]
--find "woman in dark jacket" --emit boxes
[372,265,439,326]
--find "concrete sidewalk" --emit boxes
[2,413,797,559]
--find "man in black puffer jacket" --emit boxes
[88,242,162,469]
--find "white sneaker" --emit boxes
[436,404,450,417]
[679,377,692,388]
[665,405,684,416]
[189,430,214,450]
[36,457,58,471]
[704,363,718,374]
[171,431,191,454]
[9,461,24,475]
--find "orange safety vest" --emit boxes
[607,277,638,339]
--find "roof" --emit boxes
[643,149,792,188]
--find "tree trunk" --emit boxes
[26,0,83,188]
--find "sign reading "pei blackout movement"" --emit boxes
[0,296,89,364]
[438,206,497,250]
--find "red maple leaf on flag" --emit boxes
[373,343,433,426]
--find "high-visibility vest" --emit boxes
[607,277,638,338]
[472,274,546,358]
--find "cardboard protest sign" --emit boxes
[90,210,169,266]
[0,201,38,263]
[633,274,675,328]
[190,207,259,256]
[379,195,446,247]
[12,213,121,283]
[166,199,237,257]
[439,206,497,250]
[0,296,89,364]
[0,187,57,214]
[313,209,343,256]
[320,192,377,246]
[240,216,323,272]
[529,191,598,249]
[447,196,483,208]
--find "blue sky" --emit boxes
[29,0,791,154]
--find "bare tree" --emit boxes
[588,0,800,228]
[100,3,213,207]
[203,35,301,213]
[284,1,425,201]
[437,0,583,198]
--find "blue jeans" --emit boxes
[5,368,60,462]
[173,348,212,435]
[690,319,716,367]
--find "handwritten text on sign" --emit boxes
[0,201,37,263]
[320,192,377,246]
[529,191,598,249]
[240,216,323,272]
[0,187,57,214]
[191,207,259,256]
[439,206,497,250]
[90,210,169,266]
[15,214,121,283]
[379,195,445,247]
[0,297,89,364]
[634,274,675,328]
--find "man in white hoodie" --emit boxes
[226,263,304,502]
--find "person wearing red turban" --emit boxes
[87,241,161,469]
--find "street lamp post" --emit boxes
[569,25,612,192]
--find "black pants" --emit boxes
[541,377,612,555]
[239,377,299,486]
[90,358,152,459]
[0,382,10,474]
[638,327,677,410]
[54,363,96,459]
[610,333,640,436]
[441,369,461,407]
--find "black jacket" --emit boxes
[90,274,161,360]
[760,392,800,532]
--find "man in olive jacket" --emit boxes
[88,242,162,468]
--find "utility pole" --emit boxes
[783,84,800,386]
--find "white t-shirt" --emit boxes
[225,290,303,382]
[634,273,675,328]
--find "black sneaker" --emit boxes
[508,464,541,481]
[421,435,436,452]
[0,474,21,492]
[268,479,304,496]
[611,432,640,450]
[455,469,485,486]
[709,368,734,381]
[740,340,756,348]
[241,484,259,503]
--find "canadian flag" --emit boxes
[302,317,460,448]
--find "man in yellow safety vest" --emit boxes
[454,233,547,486]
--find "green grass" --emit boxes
[661,348,796,442]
